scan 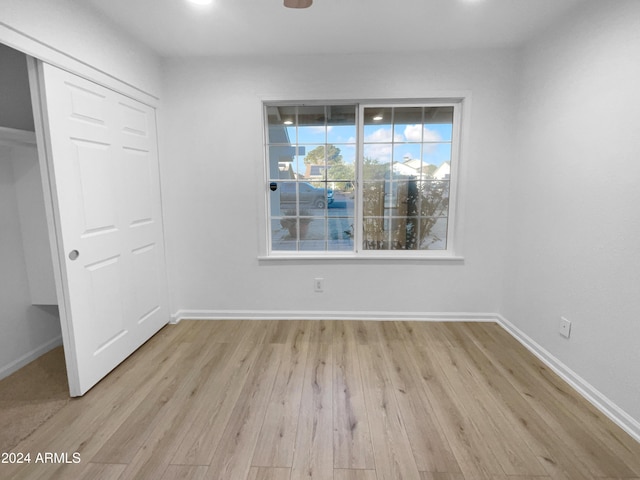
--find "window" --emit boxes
[264,101,461,257]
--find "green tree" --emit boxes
[362,156,388,180]
[327,163,354,181]
[304,145,343,166]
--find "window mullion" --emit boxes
[355,104,365,254]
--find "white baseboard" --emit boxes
[496,314,640,444]
[0,335,63,381]
[170,309,499,324]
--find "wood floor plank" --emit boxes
[252,324,310,467]
[419,472,466,480]
[358,343,421,480]
[266,320,298,344]
[170,338,263,465]
[291,341,333,479]
[91,334,214,465]
[117,342,236,479]
[334,469,378,480]
[76,463,127,480]
[431,326,548,477]
[308,319,334,344]
[423,341,536,476]
[399,338,504,479]
[247,467,292,480]
[332,321,375,470]
[378,339,462,474]
[353,321,381,345]
[205,344,282,480]
[160,465,208,480]
[378,320,403,342]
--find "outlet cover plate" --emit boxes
[559,317,571,338]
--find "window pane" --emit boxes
[327,145,355,184]
[328,215,354,248]
[271,181,298,216]
[422,144,452,178]
[284,180,329,210]
[364,107,392,126]
[327,169,354,243]
[413,180,450,249]
[271,218,297,251]
[393,144,422,176]
[393,106,423,140]
[327,105,356,144]
[299,215,326,251]
[298,105,326,144]
[420,180,450,217]
[301,144,327,180]
[267,105,296,144]
[419,217,448,250]
[424,106,454,141]
[268,146,298,180]
[363,144,391,179]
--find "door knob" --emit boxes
[68,250,80,260]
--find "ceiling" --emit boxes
[84,0,587,57]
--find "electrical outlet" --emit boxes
[314,278,324,293]
[559,317,571,338]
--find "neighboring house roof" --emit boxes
[399,158,437,177]
[393,162,417,176]
[433,161,451,179]
[403,158,427,170]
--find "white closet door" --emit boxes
[37,62,169,396]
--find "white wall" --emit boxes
[0,0,162,100]
[504,0,640,427]
[0,145,61,379]
[160,50,517,318]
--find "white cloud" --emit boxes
[363,143,392,163]
[365,127,403,143]
[404,125,442,142]
[307,126,331,134]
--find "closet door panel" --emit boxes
[38,62,169,396]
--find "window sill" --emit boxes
[258,253,464,263]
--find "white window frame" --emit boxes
[260,98,466,261]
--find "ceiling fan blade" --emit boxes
[284,0,313,8]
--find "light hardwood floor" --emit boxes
[2,320,640,480]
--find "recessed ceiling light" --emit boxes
[187,0,213,5]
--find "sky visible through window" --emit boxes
[283,122,452,177]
